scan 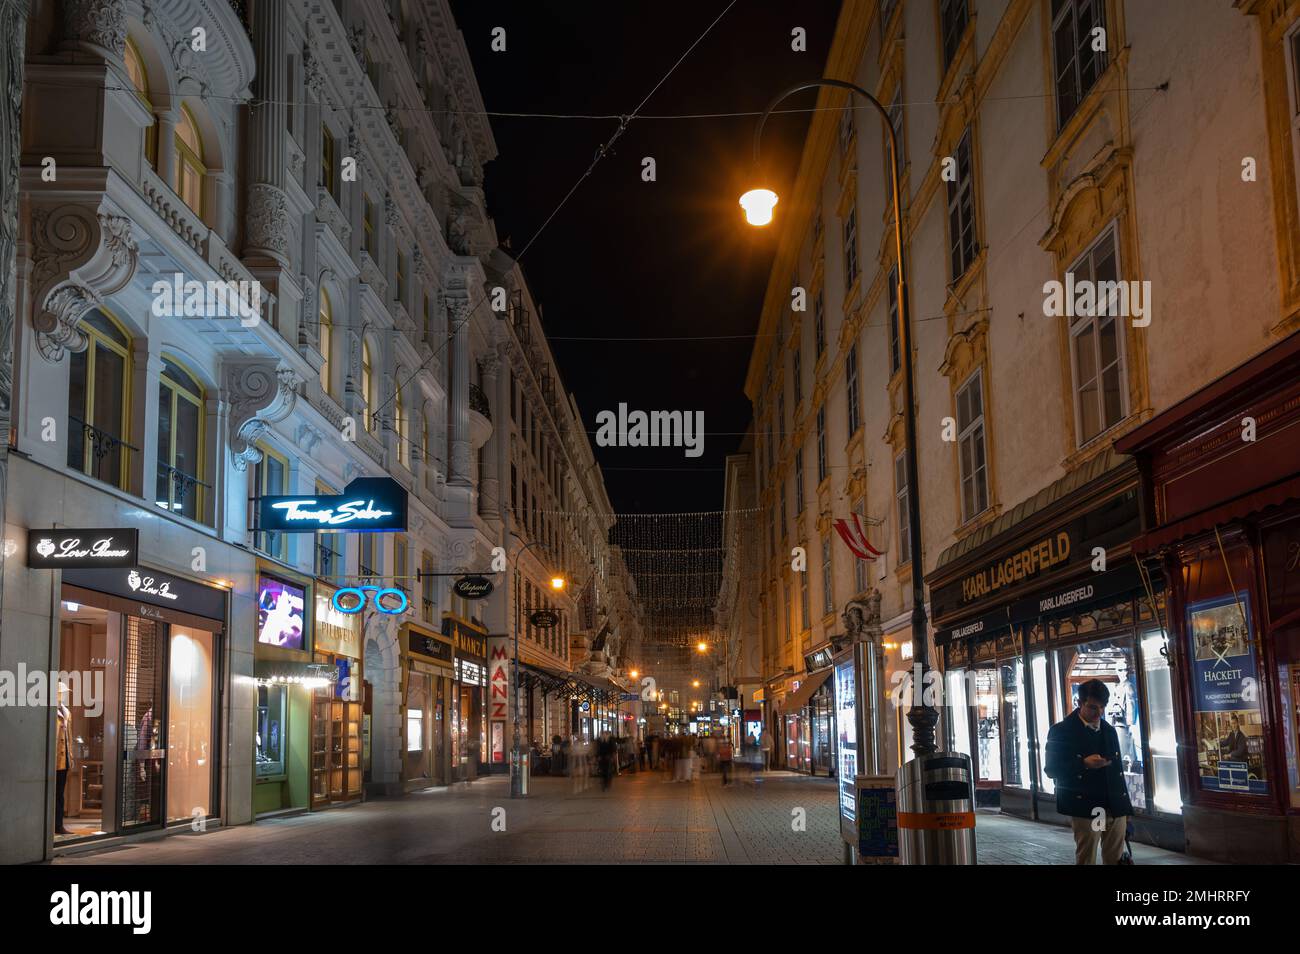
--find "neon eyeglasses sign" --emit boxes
[332,585,409,616]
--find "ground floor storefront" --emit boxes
[1117,331,1300,863]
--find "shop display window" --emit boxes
[974,667,1001,783]
[1139,628,1183,814]
[1282,654,1300,810]
[256,684,286,779]
[1030,653,1054,794]
[1000,659,1028,787]
[944,669,972,758]
[1057,637,1145,807]
[166,627,214,822]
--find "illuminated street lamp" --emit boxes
[696,641,708,652]
[738,187,778,226]
[550,576,566,591]
[743,77,936,757]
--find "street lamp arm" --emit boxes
[752,79,897,165]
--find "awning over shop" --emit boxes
[781,668,832,714]
[1131,474,1300,553]
[515,664,623,703]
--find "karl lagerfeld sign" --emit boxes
[259,477,408,533]
[28,529,139,568]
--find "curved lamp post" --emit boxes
[743,78,937,757]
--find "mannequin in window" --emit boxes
[1107,657,1139,771]
[55,682,74,835]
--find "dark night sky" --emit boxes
[450,1,842,515]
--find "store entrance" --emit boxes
[56,592,218,844]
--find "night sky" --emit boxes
[450,1,842,515]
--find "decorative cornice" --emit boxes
[224,362,302,471]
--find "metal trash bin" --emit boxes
[896,752,976,864]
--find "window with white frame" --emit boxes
[846,341,860,436]
[1051,0,1108,129]
[821,538,834,616]
[1068,226,1127,444]
[956,368,989,522]
[843,206,860,291]
[816,406,827,483]
[946,129,978,281]
[894,451,911,567]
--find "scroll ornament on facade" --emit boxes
[225,362,302,471]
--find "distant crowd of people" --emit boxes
[530,730,774,792]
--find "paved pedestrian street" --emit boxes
[51,771,1208,866]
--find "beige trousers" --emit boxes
[1070,815,1129,864]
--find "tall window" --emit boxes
[946,130,978,281]
[800,559,810,630]
[838,107,854,157]
[363,195,376,256]
[361,339,374,431]
[359,533,377,580]
[124,38,157,168]
[1069,227,1126,443]
[780,480,788,540]
[174,105,205,216]
[888,266,901,375]
[423,292,433,343]
[813,290,826,358]
[318,289,333,395]
[821,538,834,616]
[879,0,899,34]
[794,445,805,515]
[846,342,860,435]
[67,310,131,490]
[395,252,407,307]
[156,357,204,520]
[940,0,970,71]
[816,406,827,483]
[956,369,989,522]
[394,535,409,601]
[421,551,435,623]
[895,451,911,567]
[321,124,337,199]
[1052,0,1107,128]
[792,348,802,404]
[395,380,409,467]
[843,206,859,291]
[254,447,288,561]
[314,481,345,582]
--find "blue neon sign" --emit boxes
[332,585,409,616]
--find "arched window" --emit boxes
[124,38,158,168]
[156,356,205,520]
[395,377,409,467]
[361,338,374,431]
[422,408,431,476]
[174,104,206,216]
[68,310,132,490]
[318,289,333,396]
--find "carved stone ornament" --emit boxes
[224,362,302,471]
[246,183,291,260]
[31,206,138,362]
[836,590,882,652]
[59,0,127,58]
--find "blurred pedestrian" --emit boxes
[719,738,733,786]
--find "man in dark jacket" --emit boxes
[1045,678,1135,864]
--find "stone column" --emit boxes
[448,295,471,486]
[245,0,290,265]
[156,112,178,193]
[478,349,501,517]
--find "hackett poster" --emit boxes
[1188,592,1267,795]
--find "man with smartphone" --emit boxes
[1045,678,1135,864]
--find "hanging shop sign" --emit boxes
[453,575,494,600]
[804,646,834,672]
[487,637,511,763]
[333,585,408,615]
[444,616,488,662]
[28,528,138,569]
[409,631,453,664]
[529,609,560,629]
[63,565,226,622]
[259,477,408,533]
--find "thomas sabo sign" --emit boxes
[259,477,408,533]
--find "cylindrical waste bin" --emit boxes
[895,752,975,864]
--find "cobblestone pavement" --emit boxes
[51,769,1209,865]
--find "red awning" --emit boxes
[1132,474,1300,553]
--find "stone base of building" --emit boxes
[1183,805,1299,864]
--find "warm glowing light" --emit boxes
[697,641,708,652]
[692,679,700,688]
[629,670,639,679]
[739,187,778,226]
[550,576,566,591]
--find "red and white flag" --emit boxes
[833,514,882,562]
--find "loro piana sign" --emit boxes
[28,528,139,568]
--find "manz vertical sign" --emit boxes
[487,637,511,764]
